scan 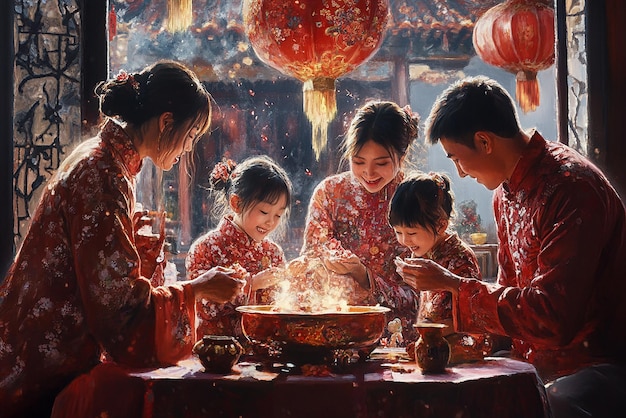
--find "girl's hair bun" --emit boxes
[209,158,237,191]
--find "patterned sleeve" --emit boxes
[458,180,613,343]
[269,241,287,267]
[448,248,481,280]
[186,234,222,280]
[301,179,335,256]
[69,167,195,367]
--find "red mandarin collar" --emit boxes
[357,172,404,204]
[501,129,544,198]
[223,214,264,249]
[100,119,143,176]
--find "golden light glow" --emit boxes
[271,257,351,313]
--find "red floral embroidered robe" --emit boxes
[186,215,285,341]
[455,131,626,381]
[301,172,419,339]
[0,121,196,417]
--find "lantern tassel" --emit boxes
[515,70,540,113]
[166,0,193,33]
[303,78,337,161]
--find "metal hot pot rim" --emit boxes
[236,305,390,351]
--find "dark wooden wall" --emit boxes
[603,0,626,199]
[587,0,626,199]
[80,0,109,129]
[1,2,14,278]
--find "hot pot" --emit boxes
[236,305,390,363]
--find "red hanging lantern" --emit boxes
[472,0,555,113]
[243,0,389,159]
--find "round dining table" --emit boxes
[51,350,552,418]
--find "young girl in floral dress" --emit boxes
[390,171,498,362]
[186,155,293,343]
[301,100,420,340]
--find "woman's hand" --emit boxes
[133,210,166,236]
[134,210,167,278]
[189,266,246,303]
[323,254,369,290]
[394,257,461,295]
[285,256,309,277]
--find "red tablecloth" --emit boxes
[52,354,551,418]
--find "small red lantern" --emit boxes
[472,0,555,113]
[243,0,389,159]
[108,4,117,41]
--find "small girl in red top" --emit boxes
[186,155,293,343]
[390,171,496,363]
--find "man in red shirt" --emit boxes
[396,76,626,418]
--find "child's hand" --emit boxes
[250,267,283,291]
[394,256,423,289]
[394,257,460,294]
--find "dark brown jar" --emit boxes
[192,335,243,374]
[413,323,450,374]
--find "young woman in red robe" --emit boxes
[0,61,245,418]
[301,100,421,340]
[395,76,626,418]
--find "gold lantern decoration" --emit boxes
[166,0,193,32]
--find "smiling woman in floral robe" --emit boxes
[301,100,421,341]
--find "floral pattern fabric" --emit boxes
[186,215,286,341]
[0,120,196,417]
[417,232,480,324]
[416,233,494,361]
[301,171,419,339]
[456,131,626,381]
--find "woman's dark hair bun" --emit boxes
[96,71,144,124]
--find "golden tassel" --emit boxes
[515,70,540,114]
[166,0,193,33]
[303,77,337,161]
